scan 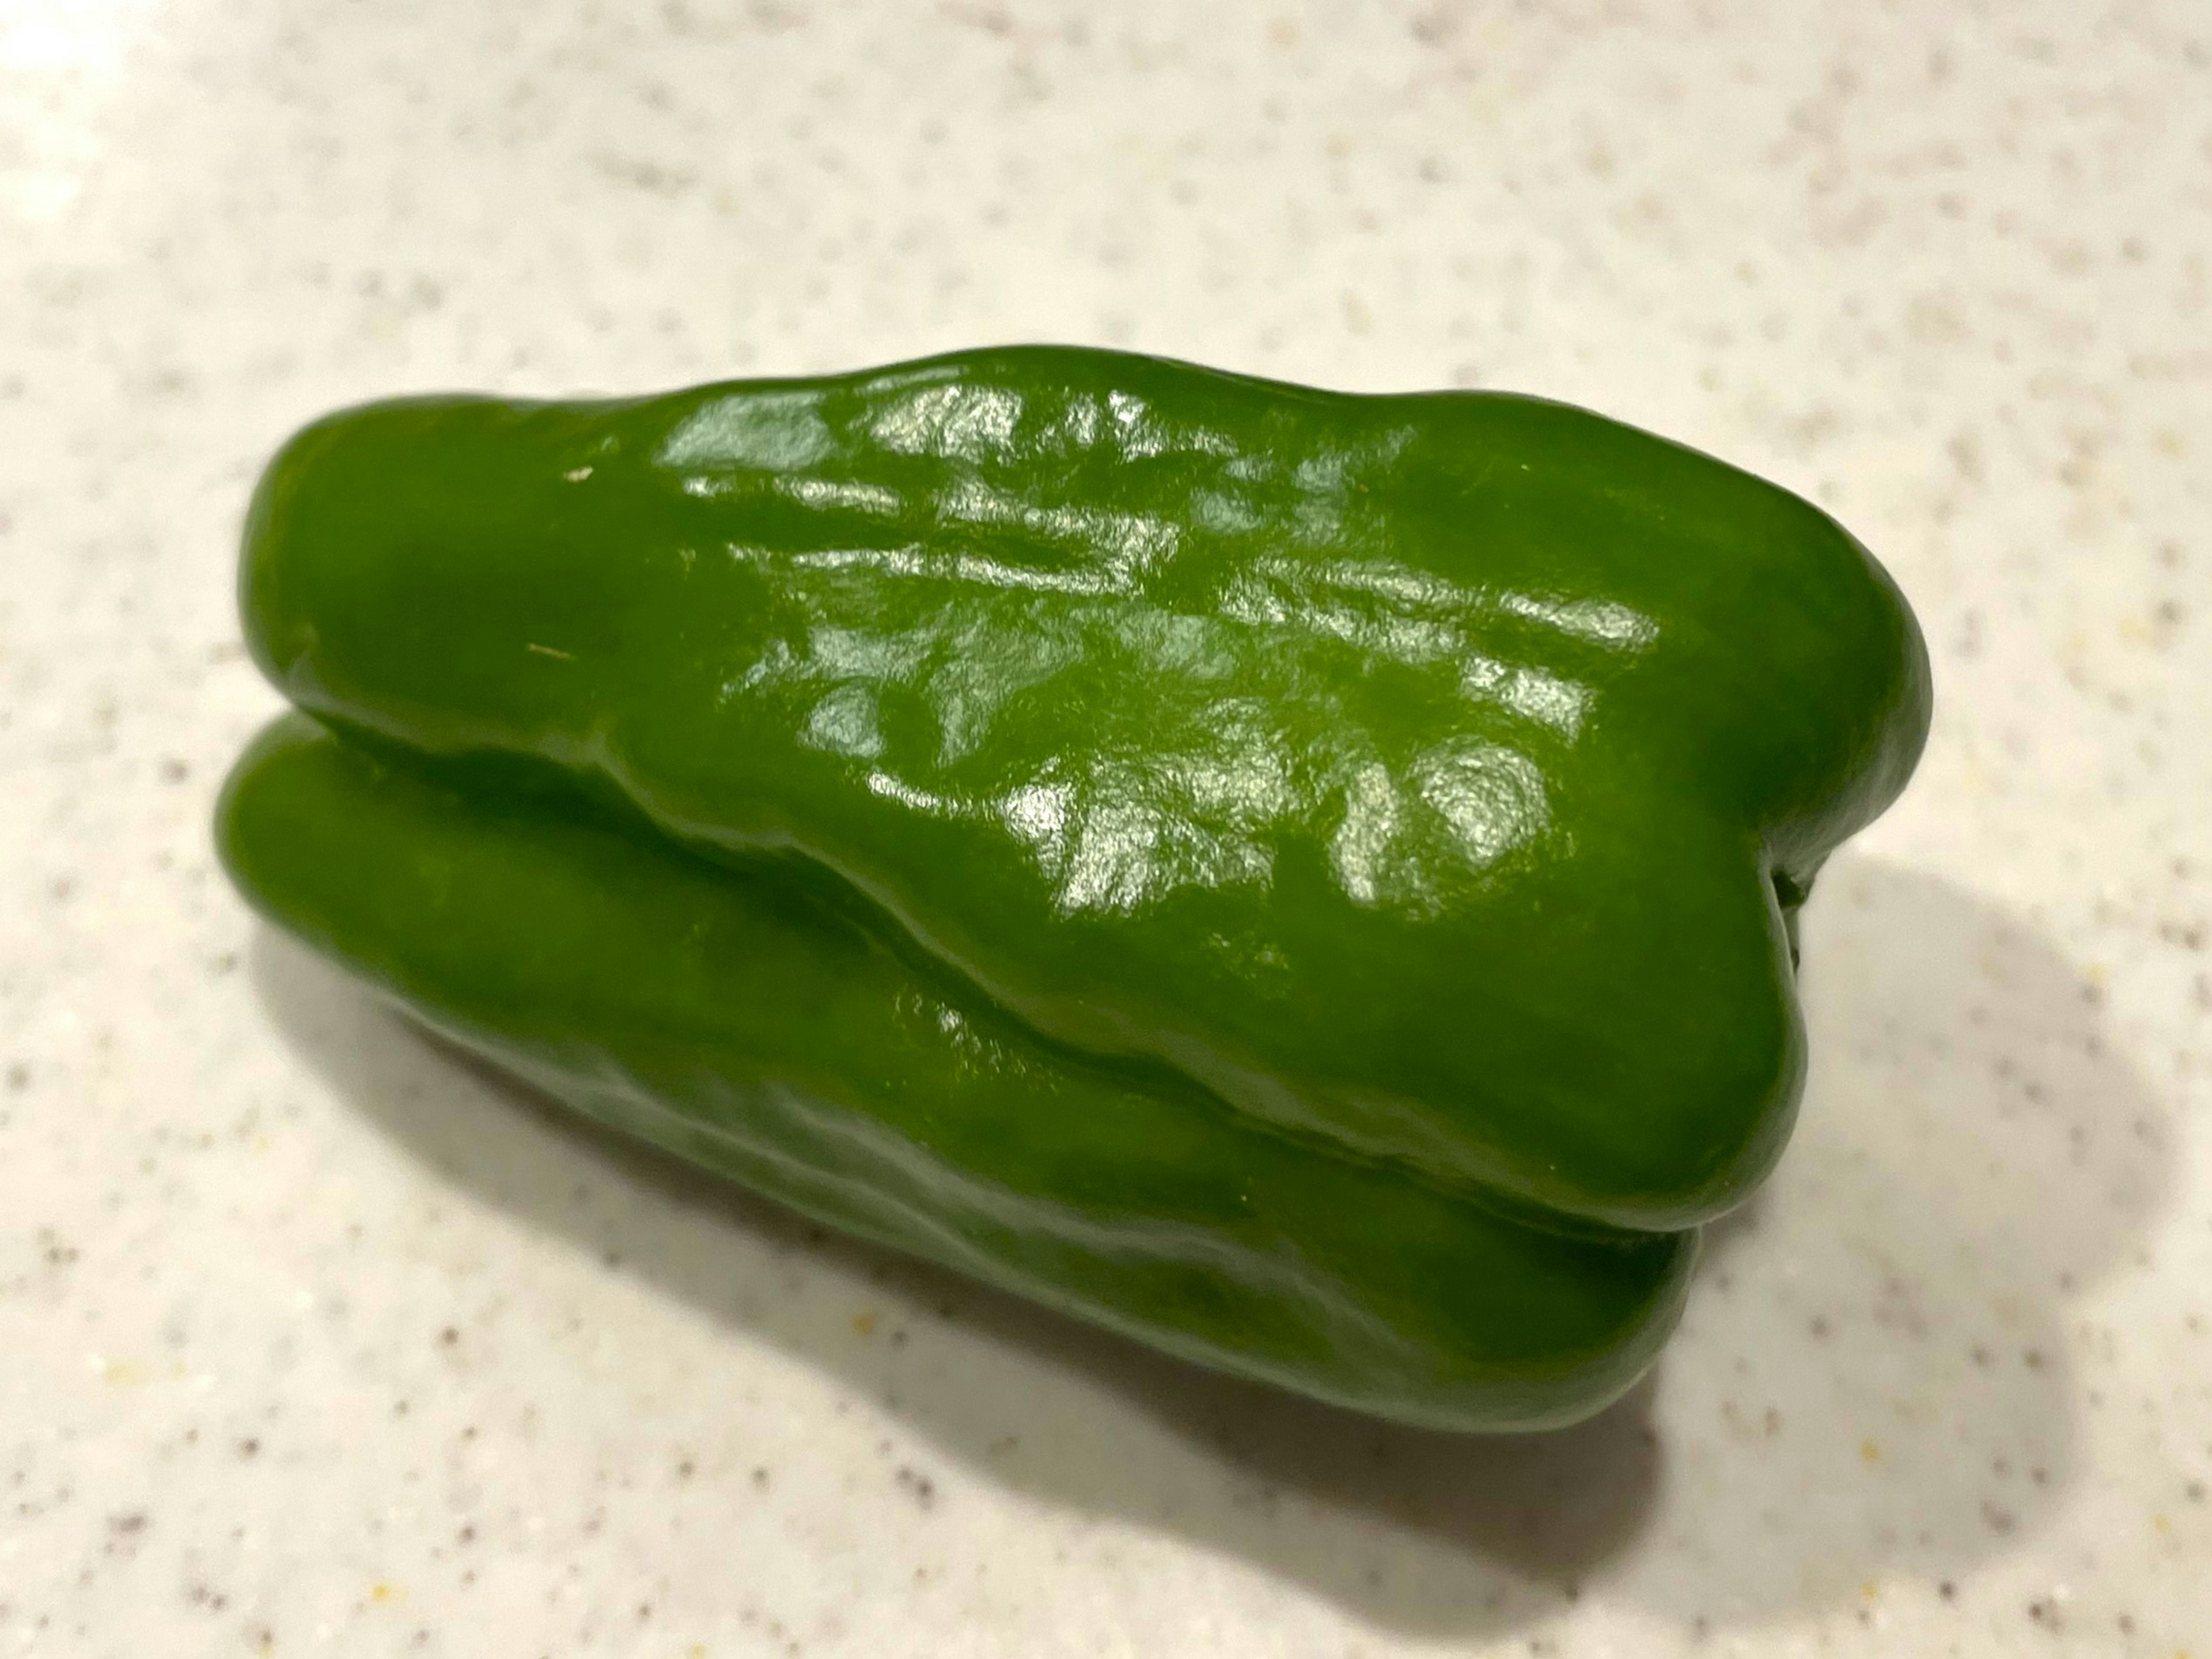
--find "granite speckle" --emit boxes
[4,0,2210,1653]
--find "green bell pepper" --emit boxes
[218,345,1930,1431]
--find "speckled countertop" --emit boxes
[3,2,2207,1654]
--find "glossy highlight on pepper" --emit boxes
[219,344,1931,1431]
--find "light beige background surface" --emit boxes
[2,2,2207,1654]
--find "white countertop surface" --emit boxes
[4,2,2207,1654]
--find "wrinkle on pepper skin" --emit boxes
[705,528,1624,921]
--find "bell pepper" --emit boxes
[217,346,1930,1431]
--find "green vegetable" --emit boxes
[218,345,1930,1430]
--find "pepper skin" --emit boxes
[222,714,1692,1430]
[219,346,1930,1431]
